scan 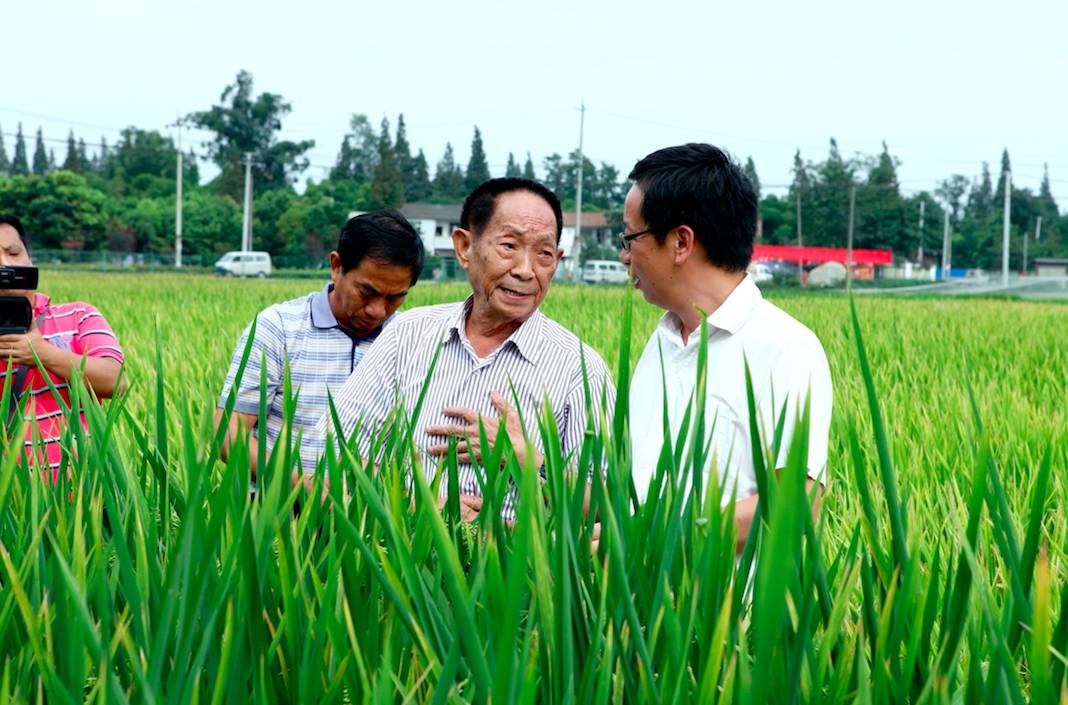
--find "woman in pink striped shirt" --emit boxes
[0,215,125,474]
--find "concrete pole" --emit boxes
[846,183,855,292]
[242,153,254,252]
[1001,168,1011,288]
[168,117,185,268]
[917,199,925,263]
[941,209,951,281]
[573,100,585,276]
[795,191,804,287]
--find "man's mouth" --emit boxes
[632,273,641,289]
[500,286,533,300]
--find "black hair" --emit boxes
[0,214,28,250]
[460,177,564,241]
[336,210,425,285]
[628,143,757,272]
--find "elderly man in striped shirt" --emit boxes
[216,210,425,478]
[0,215,125,476]
[315,178,615,521]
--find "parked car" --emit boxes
[747,262,773,283]
[214,251,272,278]
[582,260,628,284]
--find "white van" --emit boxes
[582,260,628,285]
[215,251,272,278]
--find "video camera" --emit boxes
[0,266,38,334]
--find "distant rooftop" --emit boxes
[399,203,462,221]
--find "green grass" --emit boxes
[0,270,1063,703]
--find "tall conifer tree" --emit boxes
[464,126,491,191]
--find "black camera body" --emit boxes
[0,266,39,335]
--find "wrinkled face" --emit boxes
[455,190,561,326]
[620,184,673,308]
[0,224,34,303]
[328,255,414,336]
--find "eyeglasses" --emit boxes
[618,229,655,251]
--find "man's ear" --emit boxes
[452,228,473,270]
[674,225,697,265]
[328,251,342,281]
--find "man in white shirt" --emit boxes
[621,143,832,550]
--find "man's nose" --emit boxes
[620,248,631,265]
[366,298,387,319]
[511,250,535,279]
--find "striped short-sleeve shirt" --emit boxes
[312,298,616,520]
[0,294,124,472]
[217,282,384,470]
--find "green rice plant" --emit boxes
[0,270,1062,703]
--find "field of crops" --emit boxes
[1,270,1065,704]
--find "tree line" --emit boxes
[0,70,1063,269]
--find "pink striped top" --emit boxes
[1,293,124,472]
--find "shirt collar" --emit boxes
[656,273,763,345]
[448,295,543,364]
[310,282,338,329]
[32,293,51,315]
[705,273,762,334]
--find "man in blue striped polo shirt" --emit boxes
[314,179,615,521]
[216,210,425,477]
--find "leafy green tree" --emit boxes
[32,128,49,175]
[758,194,796,244]
[542,153,565,195]
[77,139,89,171]
[0,124,9,175]
[62,130,84,172]
[0,172,108,248]
[369,118,404,209]
[189,69,314,199]
[966,162,994,220]
[465,126,491,192]
[936,175,970,225]
[432,143,464,201]
[11,124,29,176]
[181,191,243,257]
[331,114,377,184]
[594,162,622,210]
[277,179,370,262]
[1039,163,1055,210]
[810,138,855,247]
[253,189,297,255]
[523,152,536,180]
[744,156,761,200]
[856,142,907,252]
[394,114,422,201]
[505,152,520,178]
[408,149,432,202]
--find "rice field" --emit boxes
[0,270,1065,704]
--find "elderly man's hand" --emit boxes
[426,391,543,470]
[0,326,48,368]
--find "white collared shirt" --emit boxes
[628,275,832,504]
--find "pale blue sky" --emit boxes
[4,0,1067,203]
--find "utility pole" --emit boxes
[241,152,254,252]
[795,191,804,287]
[1024,216,1041,274]
[941,209,951,281]
[167,116,187,267]
[573,100,585,278]
[846,183,855,292]
[1001,168,1011,288]
[917,199,925,263]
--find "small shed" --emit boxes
[808,261,847,287]
[1033,258,1068,277]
